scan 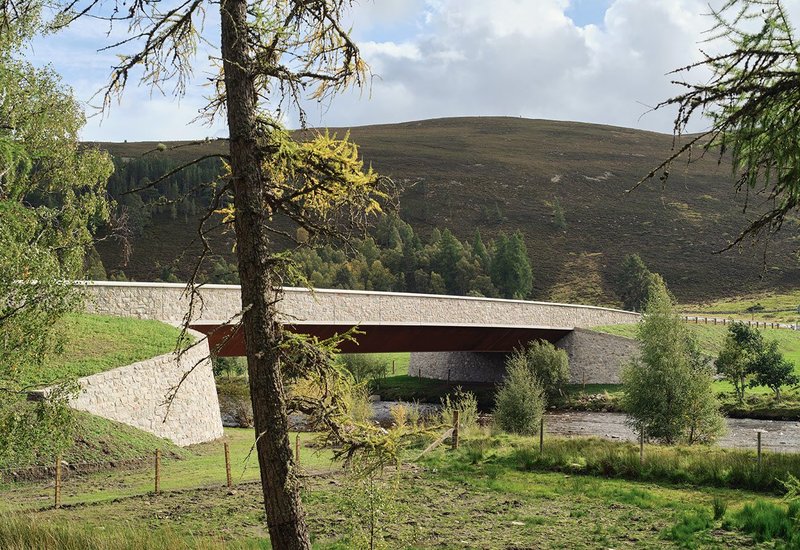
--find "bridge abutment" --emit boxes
[411,329,640,385]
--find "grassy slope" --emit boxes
[4,314,188,470]
[1,430,787,548]
[682,289,800,324]
[0,429,329,511]
[23,313,183,388]
[594,323,800,367]
[95,117,800,304]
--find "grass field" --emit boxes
[0,429,330,511]
[2,429,795,548]
[682,289,800,324]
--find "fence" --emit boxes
[682,315,799,330]
[0,439,268,510]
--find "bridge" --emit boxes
[79,281,640,384]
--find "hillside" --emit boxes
[93,117,800,303]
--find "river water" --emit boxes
[545,411,800,452]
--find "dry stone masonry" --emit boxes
[66,330,223,446]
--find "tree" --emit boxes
[615,254,655,312]
[0,21,113,463]
[621,276,724,445]
[0,1,394,546]
[490,231,533,299]
[511,340,569,401]
[715,322,763,403]
[493,358,545,436]
[640,0,800,244]
[749,340,798,401]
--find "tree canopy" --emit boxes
[0,20,113,464]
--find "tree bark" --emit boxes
[220,0,312,547]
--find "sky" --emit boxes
[21,0,800,141]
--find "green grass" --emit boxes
[370,374,497,408]
[21,313,184,388]
[594,322,800,375]
[1,430,782,548]
[442,434,800,494]
[682,289,800,324]
[593,323,800,407]
[0,428,332,511]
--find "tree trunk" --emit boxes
[220,0,311,548]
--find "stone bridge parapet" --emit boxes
[77,281,639,331]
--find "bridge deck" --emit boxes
[191,322,571,355]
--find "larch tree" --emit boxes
[639,0,800,243]
[0,0,391,547]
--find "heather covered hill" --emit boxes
[93,117,800,303]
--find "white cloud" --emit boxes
[301,0,717,133]
[27,0,800,139]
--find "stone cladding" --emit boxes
[65,330,223,446]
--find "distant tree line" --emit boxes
[106,155,224,236]
[290,214,534,299]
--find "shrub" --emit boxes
[389,402,409,428]
[439,387,478,433]
[211,355,246,378]
[493,361,545,435]
[389,401,422,429]
[340,354,389,384]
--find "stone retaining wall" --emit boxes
[556,329,640,385]
[66,330,223,446]
[412,330,640,385]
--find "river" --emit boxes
[545,411,800,452]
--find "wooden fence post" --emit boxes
[54,454,62,509]
[392,360,396,375]
[757,431,763,468]
[295,434,301,465]
[539,417,544,453]
[639,426,644,465]
[154,448,161,494]
[451,410,460,450]
[224,442,232,488]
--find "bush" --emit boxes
[493,361,544,435]
[439,387,478,433]
[340,354,389,384]
[511,340,569,400]
[212,355,246,378]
